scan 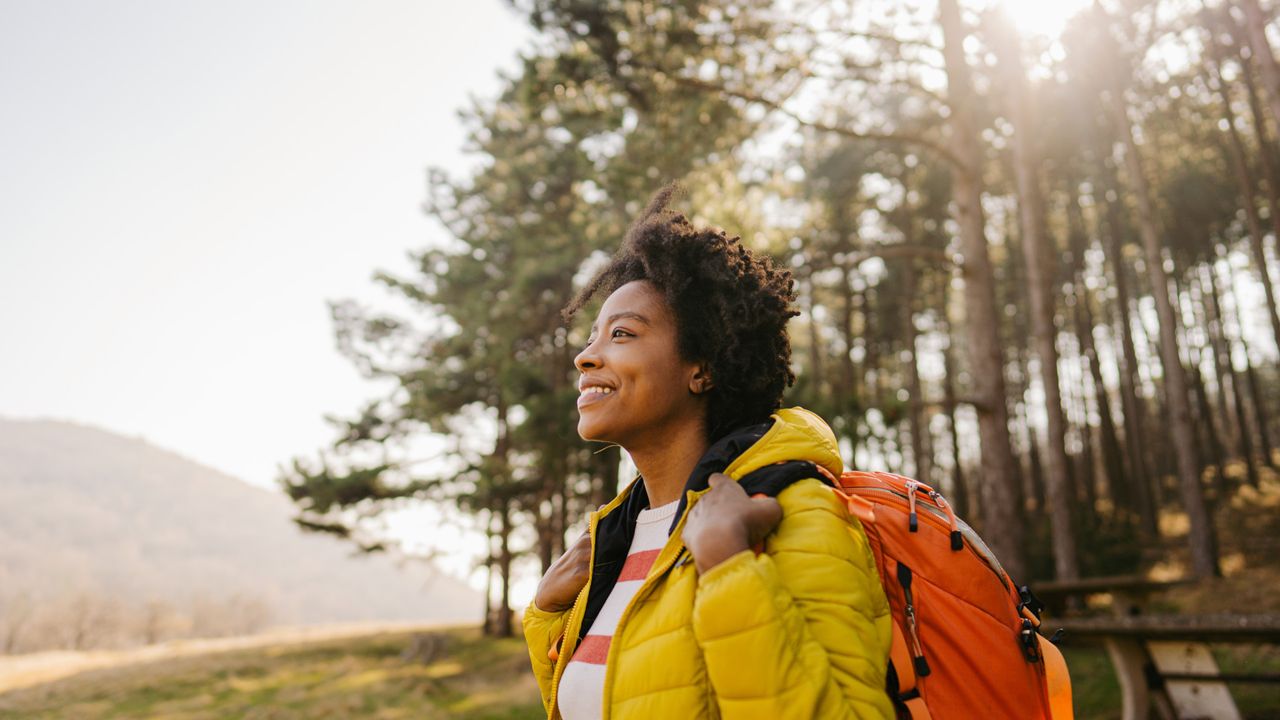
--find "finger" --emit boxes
[707,474,747,500]
[749,496,783,529]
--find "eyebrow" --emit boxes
[590,311,652,333]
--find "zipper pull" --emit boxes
[896,562,931,677]
[674,548,692,569]
[905,480,920,532]
[930,490,964,551]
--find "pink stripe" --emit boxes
[573,634,611,665]
[618,549,660,581]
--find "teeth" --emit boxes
[581,386,614,395]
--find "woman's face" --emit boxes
[574,280,708,447]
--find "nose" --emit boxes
[574,339,601,373]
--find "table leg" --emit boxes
[1105,637,1152,720]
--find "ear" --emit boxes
[689,364,714,395]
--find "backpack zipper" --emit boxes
[848,485,1010,591]
[896,562,932,677]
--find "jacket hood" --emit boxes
[723,406,844,480]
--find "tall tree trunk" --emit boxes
[1023,401,1047,517]
[1064,355,1098,512]
[552,454,567,560]
[1193,273,1244,464]
[1073,296,1117,504]
[496,496,514,638]
[939,0,1026,580]
[1220,261,1279,467]
[902,259,933,484]
[1236,32,1280,214]
[1179,276,1228,498]
[483,512,496,635]
[1066,187,1125,508]
[1102,58,1220,578]
[1207,38,1280,358]
[1202,263,1260,486]
[1238,0,1280,131]
[492,398,515,637]
[805,274,824,393]
[942,320,971,519]
[994,16,1079,580]
[840,260,857,422]
[1172,271,1227,491]
[1098,165,1159,535]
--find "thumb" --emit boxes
[707,472,733,489]
[746,495,783,537]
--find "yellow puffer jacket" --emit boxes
[523,407,894,719]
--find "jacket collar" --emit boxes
[577,408,842,645]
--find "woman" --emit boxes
[523,186,894,719]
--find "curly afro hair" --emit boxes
[563,184,799,442]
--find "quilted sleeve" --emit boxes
[522,600,569,715]
[692,478,894,719]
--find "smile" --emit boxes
[577,386,615,408]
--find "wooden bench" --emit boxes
[1032,574,1194,616]
[1054,613,1280,720]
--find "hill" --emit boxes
[0,417,480,646]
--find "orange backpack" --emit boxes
[814,468,1073,720]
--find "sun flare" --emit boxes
[998,0,1094,39]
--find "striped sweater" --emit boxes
[556,499,678,720]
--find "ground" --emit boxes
[0,626,542,720]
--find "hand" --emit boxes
[681,472,783,574]
[534,530,593,613]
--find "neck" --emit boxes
[625,416,710,509]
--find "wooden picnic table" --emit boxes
[1053,613,1280,720]
[1032,573,1195,615]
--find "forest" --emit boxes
[279,0,1280,637]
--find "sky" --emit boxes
[0,1,532,500]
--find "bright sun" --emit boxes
[998,0,1094,39]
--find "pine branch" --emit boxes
[661,71,963,167]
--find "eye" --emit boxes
[611,328,632,339]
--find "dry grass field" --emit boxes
[0,625,542,719]
[0,609,1277,718]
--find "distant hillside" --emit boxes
[0,418,480,632]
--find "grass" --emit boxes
[1065,643,1280,720]
[2,618,1278,719]
[0,627,544,720]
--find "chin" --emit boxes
[577,418,607,443]
[577,412,622,445]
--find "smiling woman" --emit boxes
[521,185,895,720]
[572,286,700,459]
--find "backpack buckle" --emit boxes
[1017,585,1045,620]
[1018,618,1042,663]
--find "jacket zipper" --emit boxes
[546,509,599,719]
[597,490,698,720]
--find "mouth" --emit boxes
[577,385,616,409]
